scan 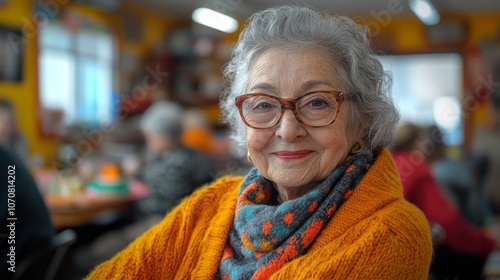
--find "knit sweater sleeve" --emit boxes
[85,202,189,279]
[336,222,431,280]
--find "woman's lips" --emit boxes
[274,150,313,160]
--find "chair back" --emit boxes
[13,229,77,280]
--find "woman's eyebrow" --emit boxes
[248,80,334,93]
[248,82,278,92]
[300,80,335,92]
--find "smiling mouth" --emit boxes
[274,150,313,160]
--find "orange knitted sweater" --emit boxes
[86,149,433,279]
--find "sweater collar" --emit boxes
[311,148,403,248]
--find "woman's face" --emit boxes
[144,131,173,155]
[245,48,361,193]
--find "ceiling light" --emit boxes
[409,0,440,25]
[192,8,238,33]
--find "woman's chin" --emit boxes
[268,172,318,191]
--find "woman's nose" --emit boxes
[275,110,307,140]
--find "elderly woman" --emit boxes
[87,6,432,279]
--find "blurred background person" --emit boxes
[137,100,215,217]
[426,125,492,226]
[0,99,29,164]
[392,122,498,280]
[0,147,55,280]
[473,92,500,219]
[75,100,215,271]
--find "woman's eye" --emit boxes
[254,102,273,110]
[309,99,328,108]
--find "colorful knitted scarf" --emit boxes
[218,149,373,280]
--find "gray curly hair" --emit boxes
[220,5,399,155]
[140,101,184,140]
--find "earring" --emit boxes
[247,151,252,162]
[351,140,366,154]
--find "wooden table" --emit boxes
[44,180,149,229]
[45,194,133,229]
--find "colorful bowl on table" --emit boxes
[87,162,129,196]
[86,179,130,196]
[87,179,129,195]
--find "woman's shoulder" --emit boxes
[307,196,432,278]
[376,197,432,240]
[333,197,431,252]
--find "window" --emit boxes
[378,53,463,145]
[39,22,116,125]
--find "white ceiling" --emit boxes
[129,0,500,19]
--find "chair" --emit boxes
[13,229,77,280]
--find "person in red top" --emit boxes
[392,123,498,280]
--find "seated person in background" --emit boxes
[137,100,215,217]
[391,123,499,280]
[470,154,494,224]
[426,125,492,226]
[0,99,29,164]
[0,147,55,279]
[473,98,500,217]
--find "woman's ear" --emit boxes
[354,123,367,141]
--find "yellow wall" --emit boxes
[0,1,173,165]
[0,0,57,164]
[70,2,174,55]
[365,12,500,51]
[465,13,500,45]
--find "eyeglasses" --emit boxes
[235,91,354,129]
